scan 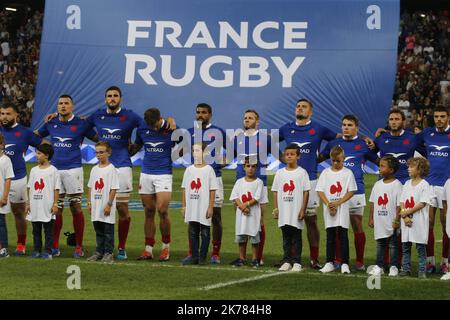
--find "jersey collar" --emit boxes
[244,129,259,137]
[59,114,75,122]
[295,120,311,126]
[11,123,18,128]
[343,135,358,141]
[107,107,122,115]
[435,125,450,133]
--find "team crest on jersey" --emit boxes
[403,139,409,145]
[354,144,361,150]
[308,129,316,135]
[15,131,22,137]
[70,125,77,132]
[119,116,126,122]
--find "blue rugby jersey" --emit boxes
[87,108,144,168]
[374,130,419,184]
[1,124,43,180]
[416,126,450,186]
[37,115,97,170]
[279,121,336,180]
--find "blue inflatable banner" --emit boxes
[34,0,399,136]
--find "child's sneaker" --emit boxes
[73,246,84,258]
[116,249,128,260]
[51,248,61,257]
[291,263,302,272]
[399,270,411,277]
[0,248,9,258]
[41,252,53,260]
[440,263,449,275]
[369,265,383,276]
[101,253,114,264]
[231,258,244,267]
[310,260,323,270]
[341,264,351,274]
[30,251,41,259]
[251,259,259,268]
[319,262,335,273]
[199,257,208,265]
[14,245,26,256]
[440,272,450,280]
[388,266,399,277]
[426,262,436,274]
[278,262,292,271]
[182,255,199,265]
[87,252,103,262]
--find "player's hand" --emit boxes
[374,128,387,138]
[104,204,111,216]
[329,207,337,216]
[25,203,30,213]
[404,216,412,227]
[51,204,58,215]
[0,197,7,207]
[364,137,375,150]
[181,207,186,217]
[368,219,374,228]
[206,207,213,219]
[272,208,279,219]
[45,112,58,123]
[392,220,400,229]
[298,209,305,221]
[167,117,177,130]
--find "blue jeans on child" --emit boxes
[376,231,399,268]
[0,214,8,249]
[402,242,426,273]
[189,222,210,260]
[326,227,349,264]
[93,221,114,255]
[281,225,302,264]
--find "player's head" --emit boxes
[36,143,54,163]
[57,94,74,117]
[144,108,162,130]
[341,114,359,138]
[433,105,449,130]
[407,157,429,179]
[243,109,260,130]
[0,102,19,127]
[379,155,400,178]
[296,99,313,121]
[414,124,422,134]
[330,145,345,169]
[192,142,208,164]
[195,103,212,125]
[95,141,112,163]
[284,144,300,165]
[243,156,258,178]
[388,109,405,132]
[105,86,122,111]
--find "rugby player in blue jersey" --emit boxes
[0,102,46,256]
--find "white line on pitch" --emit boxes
[198,272,287,291]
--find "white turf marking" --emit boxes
[198,272,287,291]
[76,261,448,284]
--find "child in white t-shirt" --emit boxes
[181,142,218,265]
[316,146,357,274]
[368,155,403,277]
[441,178,450,280]
[399,157,433,278]
[272,144,310,272]
[0,133,14,258]
[86,142,120,264]
[27,144,60,259]
[230,158,264,268]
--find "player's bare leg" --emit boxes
[11,203,27,255]
[68,193,84,258]
[427,207,437,273]
[138,194,156,260]
[350,213,366,271]
[305,211,321,269]
[116,194,131,260]
[156,192,171,261]
[257,204,266,265]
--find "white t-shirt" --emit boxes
[27,165,60,222]
[0,154,14,214]
[87,164,120,224]
[230,177,263,237]
[400,179,433,244]
[443,179,450,238]
[316,167,357,229]
[181,165,218,226]
[271,167,311,229]
[369,179,403,240]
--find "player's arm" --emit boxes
[0,178,11,207]
[44,112,58,123]
[272,191,279,219]
[181,188,186,217]
[104,189,117,217]
[129,134,144,156]
[233,199,249,214]
[393,205,401,229]
[317,143,331,163]
[299,191,309,220]
[87,188,92,215]
[317,191,331,212]
[368,203,374,228]
[374,128,388,138]
[207,190,216,219]
[52,188,60,215]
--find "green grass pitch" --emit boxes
[1,165,449,300]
